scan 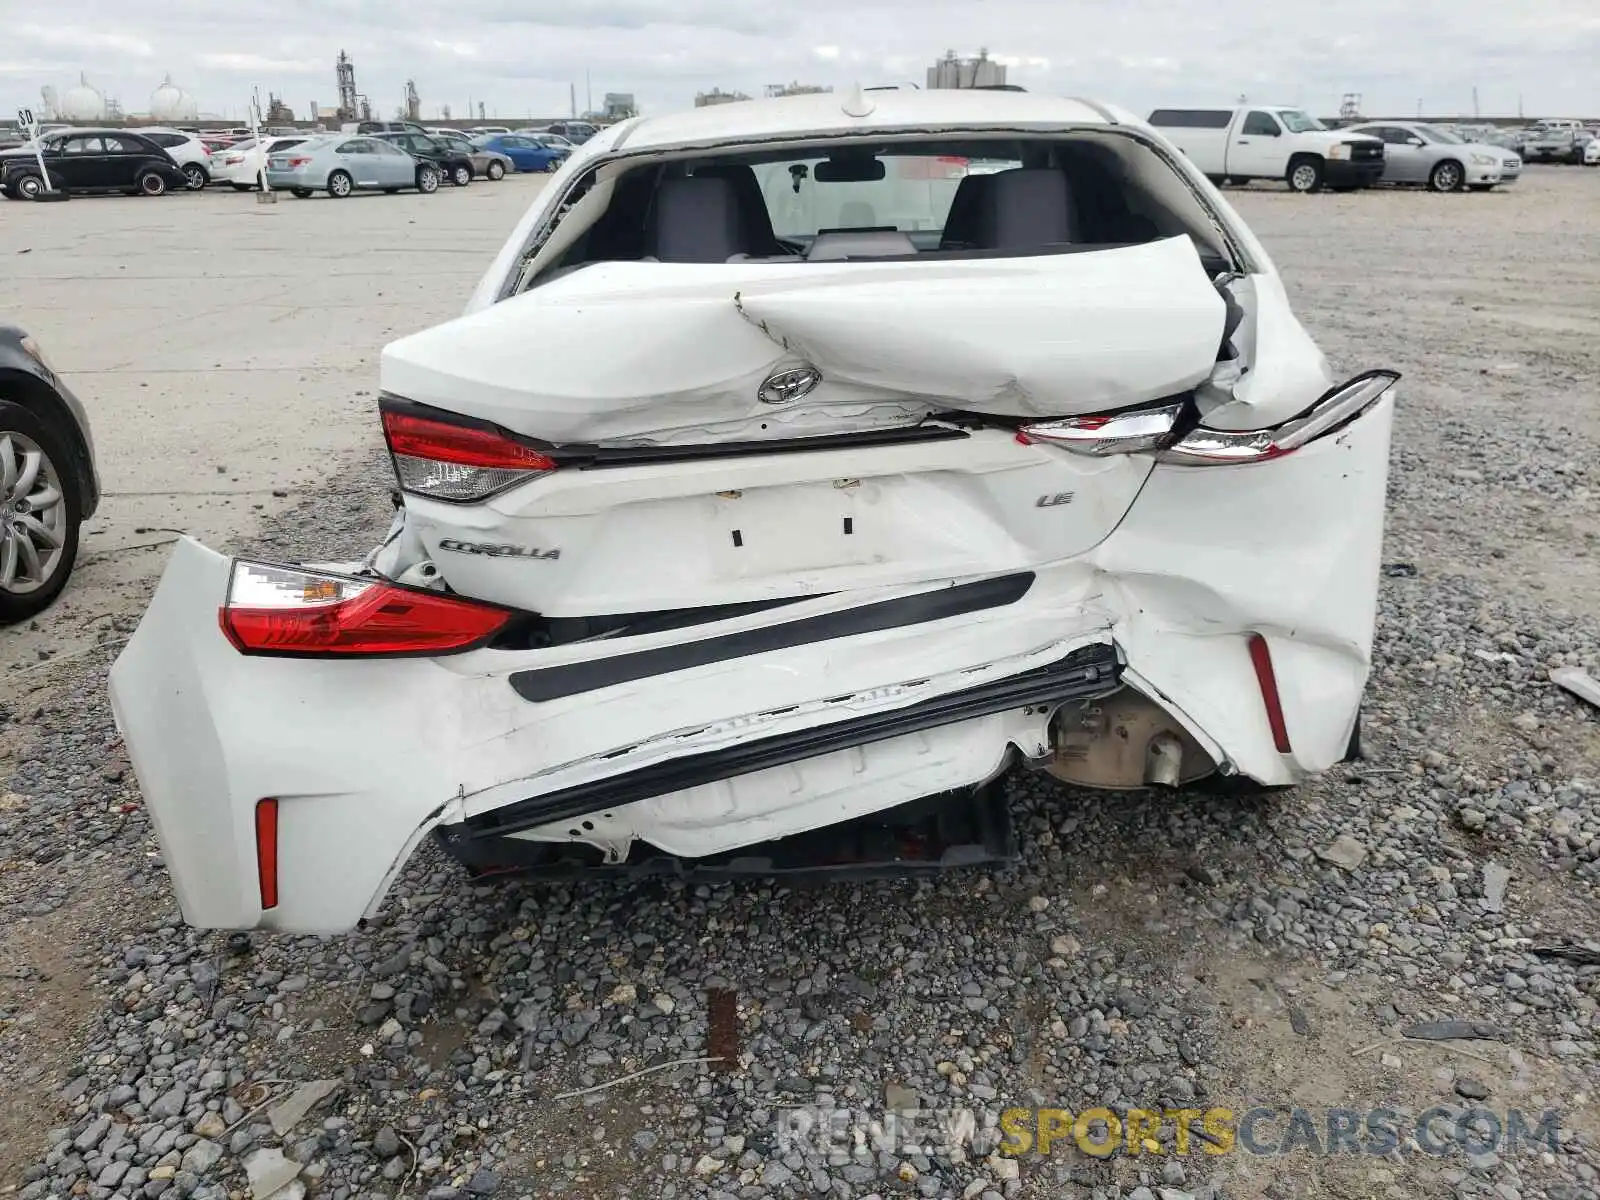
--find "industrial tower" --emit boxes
[336,51,359,122]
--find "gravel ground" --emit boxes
[1,166,1598,1200]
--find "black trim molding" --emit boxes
[509,572,1035,702]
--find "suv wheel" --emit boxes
[416,166,440,194]
[0,402,82,623]
[183,163,208,190]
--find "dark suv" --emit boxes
[0,130,188,200]
[372,132,475,187]
[543,121,601,144]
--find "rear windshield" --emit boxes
[534,133,1235,282]
[750,152,1025,237]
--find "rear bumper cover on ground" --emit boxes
[109,393,1394,934]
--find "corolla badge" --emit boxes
[758,365,822,405]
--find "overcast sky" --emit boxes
[4,0,1595,124]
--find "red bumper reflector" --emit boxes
[1247,634,1292,754]
[255,799,279,910]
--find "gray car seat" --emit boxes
[644,175,751,262]
[941,169,1081,251]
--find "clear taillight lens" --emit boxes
[1156,370,1399,466]
[1016,402,1185,456]
[1016,371,1398,466]
[381,405,557,502]
[220,561,511,656]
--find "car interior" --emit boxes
[529,134,1235,282]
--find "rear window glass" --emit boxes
[1148,110,1232,129]
[751,153,1023,237]
[537,132,1238,283]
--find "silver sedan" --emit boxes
[433,131,514,180]
[265,135,442,198]
[1341,121,1520,191]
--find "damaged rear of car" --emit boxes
[109,91,1398,934]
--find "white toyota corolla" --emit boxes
[110,88,1398,934]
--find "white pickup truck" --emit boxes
[1147,106,1385,193]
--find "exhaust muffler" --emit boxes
[1044,688,1215,791]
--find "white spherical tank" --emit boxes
[59,75,107,122]
[150,74,198,123]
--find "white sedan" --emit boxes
[1585,136,1600,166]
[213,136,310,190]
[111,89,1398,934]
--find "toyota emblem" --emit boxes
[758,365,822,405]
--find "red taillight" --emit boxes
[381,406,556,501]
[286,156,311,168]
[1247,634,1292,754]
[382,409,555,471]
[255,799,279,910]
[219,561,512,656]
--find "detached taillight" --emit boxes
[1016,371,1399,466]
[1017,402,1186,456]
[1156,371,1398,466]
[220,561,511,656]
[381,405,556,502]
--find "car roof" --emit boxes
[43,127,148,137]
[612,90,1119,153]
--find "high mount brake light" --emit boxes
[220,560,511,656]
[1016,371,1399,466]
[381,407,557,502]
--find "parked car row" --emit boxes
[0,124,560,201]
[1424,121,1600,166]
[1148,107,1530,193]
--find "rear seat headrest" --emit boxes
[939,173,993,249]
[974,169,1081,250]
[645,175,747,263]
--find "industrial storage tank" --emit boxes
[150,74,198,123]
[59,74,107,122]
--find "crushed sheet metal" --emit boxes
[382,236,1226,446]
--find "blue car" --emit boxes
[474,134,567,173]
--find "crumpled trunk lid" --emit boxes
[380,235,1226,446]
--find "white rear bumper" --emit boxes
[109,395,1393,933]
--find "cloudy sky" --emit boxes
[4,0,1595,124]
